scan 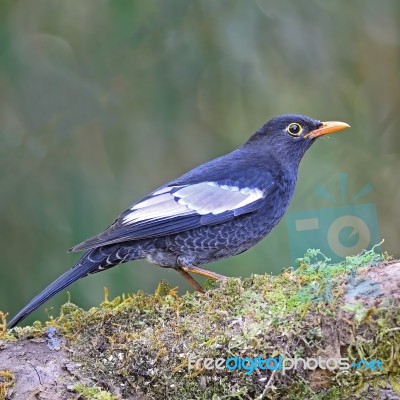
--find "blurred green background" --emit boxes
[1,0,399,326]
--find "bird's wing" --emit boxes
[70,177,275,252]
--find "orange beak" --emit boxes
[305,121,350,139]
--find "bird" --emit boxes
[7,114,350,328]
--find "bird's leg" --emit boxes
[181,265,228,282]
[175,266,205,294]
[175,256,228,293]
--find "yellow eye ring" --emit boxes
[287,123,303,137]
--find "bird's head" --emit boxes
[246,114,350,166]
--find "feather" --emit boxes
[71,177,274,251]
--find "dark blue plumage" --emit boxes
[8,114,349,328]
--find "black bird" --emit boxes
[8,114,349,328]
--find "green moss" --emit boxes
[0,370,15,400]
[5,247,400,399]
[72,384,118,400]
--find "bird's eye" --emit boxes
[287,123,303,137]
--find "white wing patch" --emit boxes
[175,182,263,215]
[123,191,192,225]
[122,182,265,225]
[130,192,174,209]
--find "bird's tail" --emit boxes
[7,245,133,329]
